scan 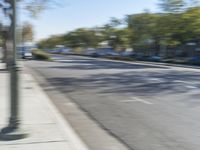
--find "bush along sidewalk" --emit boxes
[32,49,51,61]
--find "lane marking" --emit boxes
[174,80,199,84]
[185,85,198,89]
[54,59,75,62]
[147,78,164,83]
[148,78,162,81]
[173,80,198,89]
[121,97,153,105]
[174,80,185,83]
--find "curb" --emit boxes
[27,73,89,150]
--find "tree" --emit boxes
[22,22,34,43]
[180,6,200,42]
[101,27,130,50]
[38,28,103,49]
[126,13,162,55]
[0,0,53,17]
[98,18,130,50]
[36,1,200,58]
[64,28,101,48]
[38,35,65,49]
[109,17,122,28]
[159,0,186,13]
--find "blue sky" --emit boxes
[21,0,159,41]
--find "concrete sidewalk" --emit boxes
[0,63,89,150]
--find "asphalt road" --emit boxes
[25,55,200,150]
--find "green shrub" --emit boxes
[32,49,51,60]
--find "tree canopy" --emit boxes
[159,0,186,13]
[21,22,34,42]
[37,0,200,57]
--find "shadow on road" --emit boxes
[31,57,200,107]
[45,68,200,96]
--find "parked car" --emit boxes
[85,48,96,56]
[106,51,120,56]
[22,51,33,60]
[49,50,57,54]
[90,51,101,57]
[120,51,135,57]
[93,51,106,57]
[96,48,119,57]
[188,56,200,65]
[135,53,148,61]
[148,56,162,62]
[18,46,32,60]
[60,48,72,54]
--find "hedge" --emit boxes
[32,49,51,61]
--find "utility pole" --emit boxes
[0,0,27,140]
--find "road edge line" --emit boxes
[27,72,90,150]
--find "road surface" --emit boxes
[25,55,200,150]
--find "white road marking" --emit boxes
[147,78,164,83]
[174,80,199,84]
[185,85,198,89]
[55,59,73,62]
[174,80,185,83]
[148,78,162,81]
[174,80,199,89]
[121,97,153,105]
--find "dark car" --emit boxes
[147,56,162,62]
[135,53,148,61]
[188,56,200,65]
[95,48,119,57]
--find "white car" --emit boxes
[23,52,32,60]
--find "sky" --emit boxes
[20,0,159,41]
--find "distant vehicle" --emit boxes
[107,51,119,56]
[120,51,135,57]
[188,56,200,65]
[85,48,96,56]
[89,51,100,57]
[95,48,119,57]
[18,45,35,59]
[49,49,61,54]
[60,48,72,54]
[49,47,73,54]
[95,50,107,57]
[148,56,161,62]
[22,51,32,60]
[135,53,147,60]
[49,50,57,54]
